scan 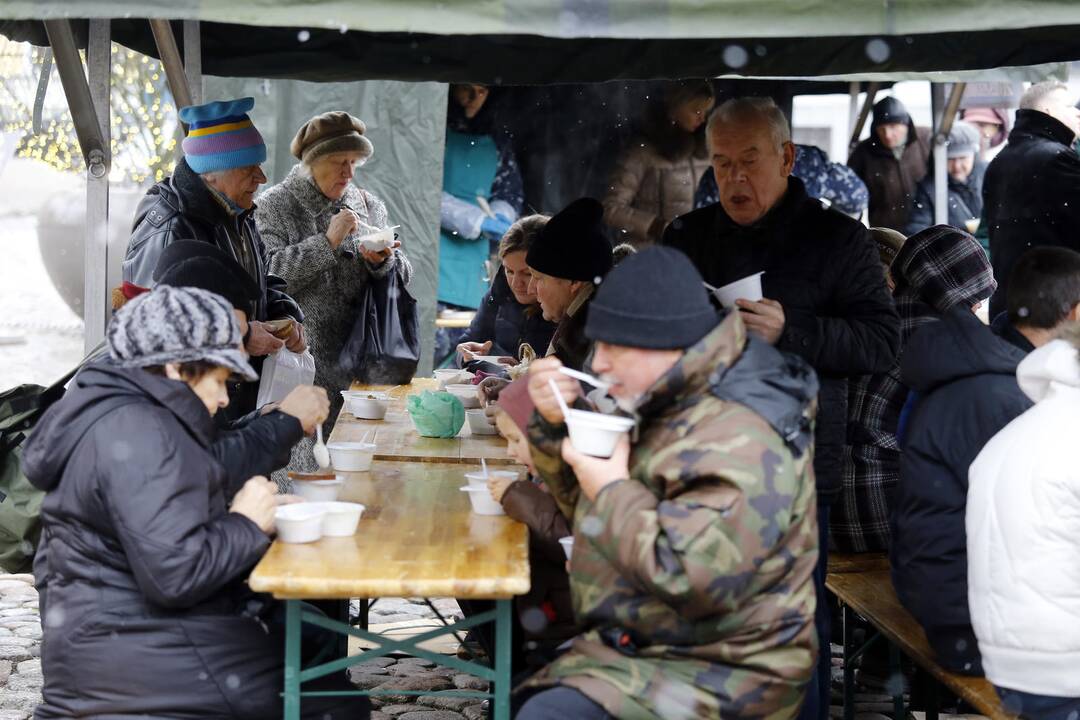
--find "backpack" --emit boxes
[0,365,80,573]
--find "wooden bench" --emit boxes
[827,570,1014,720]
[828,551,889,575]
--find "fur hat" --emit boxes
[107,285,258,381]
[178,97,267,174]
[526,198,613,282]
[291,111,374,165]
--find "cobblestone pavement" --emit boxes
[0,579,486,719]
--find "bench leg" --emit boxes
[889,641,905,720]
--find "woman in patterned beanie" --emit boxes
[257,111,413,473]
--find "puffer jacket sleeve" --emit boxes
[501,480,572,546]
[602,145,658,243]
[210,411,305,499]
[582,409,798,618]
[778,222,900,376]
[101,410,271,609]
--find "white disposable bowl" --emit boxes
[466,409,497,435]
[464,469,518,489]
[460,485,506,516]
[358,227,394,252]
[275,504,327,543]
[559,536,574,560]
[310,501,366,537]
[434,369,468,390]
[565,408,636,459]
[342,391,389,420]
[713,272,764,308]
[327,441,376,472]
[444,384,480,409]
[290,478,343,502]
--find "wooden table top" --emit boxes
[332,379,516,465]
[827,570,1014,719]
[249,461,531,600]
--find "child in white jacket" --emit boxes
[967,328,1080,720]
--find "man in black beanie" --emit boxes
[518,247,821,719]
[525,197,614,371]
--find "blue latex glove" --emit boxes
[481,215,512,239]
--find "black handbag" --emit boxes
[338,270,420,385]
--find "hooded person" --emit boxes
[517,246,820,720]
[904,121,985,236]
[525,197,614,372]
[22,285,366,720]
[848,96,933,230]
[967,325,1080,720]
[836,226,996,553]
[123,96,307,422]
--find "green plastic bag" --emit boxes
[407,391,465,438]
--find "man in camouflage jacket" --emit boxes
[518,247,820,720]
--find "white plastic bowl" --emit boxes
[464,469,518,489]
[327,441,376,472]
[290,478,343,502]
[444,383,480,409]
[466,408,497,435]
[712,272,764,308]
[342,391,389,420]
[434,369,473,390]
[275,504,327,543]
[565,408,636,458]
[460,485,506,516]
[358,227,394,252]
[559,536,574,560]
[309,501,366,537]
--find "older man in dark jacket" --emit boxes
[984,81,1080,317]
[123,97,306,419]
[664,96,899,720]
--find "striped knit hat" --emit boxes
[179,97,267,174]
[107,285,258,381]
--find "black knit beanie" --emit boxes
[525,197,613,282]
[152,240,260,317]
[585,246,719,350]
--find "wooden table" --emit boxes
[332,379,516,465]
[250,461,530,720]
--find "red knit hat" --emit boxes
[496,379,534,435]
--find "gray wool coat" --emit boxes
[256,165,413,472]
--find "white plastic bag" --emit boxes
[256,349,316,408]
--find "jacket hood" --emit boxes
[901,305,1028,394]
[638,311,819,455]
[891,224,996,315]
[22,362,216,492]
[867,96,918,155]
[1016,338,1080,403]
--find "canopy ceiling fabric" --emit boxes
[1,2,1079,83]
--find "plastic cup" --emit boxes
[309,501,366,537]
[964,218,980,234]
[445,384,481,409]
[434,369,471,390]
[326,442,376,472]
[466,409,498,435]
[559,536,574,560]
[713,272,765,308]
[275,504,327,543]
[465,469,518,489]
[289,478,343,502]
[564,408,635,459]
[358,228,394,252]
[460,485,506,515]
[342,391,389,420]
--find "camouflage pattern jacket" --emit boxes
[524,311,820,719]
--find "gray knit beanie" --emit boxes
[107,285,258,381]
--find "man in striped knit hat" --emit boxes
[123,97,307,420]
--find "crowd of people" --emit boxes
[15,78,1080,720]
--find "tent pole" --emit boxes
[931,82,967,227]
[42,20,108,174]
[846,82,860,159]
[85,20,111,353]
[183,20,202,105]
[848,81,880,156]
[149,19,194,112]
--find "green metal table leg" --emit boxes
[493,599,513,720]
[284,600,302,720]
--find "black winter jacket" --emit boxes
[457,266,556,362]
[22,363,361,720]
[904,163,985,237]
[890,307,1032,674]
[984,109,1080,317]
[663,177,900,498]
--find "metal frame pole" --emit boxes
[84,20,111,354]
[182,20,202,106]
[149,19,194,112]
[849,81,881,155]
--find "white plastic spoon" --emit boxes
[313,424,331,469]
[548,378,572,422]
[558,366,610,390]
